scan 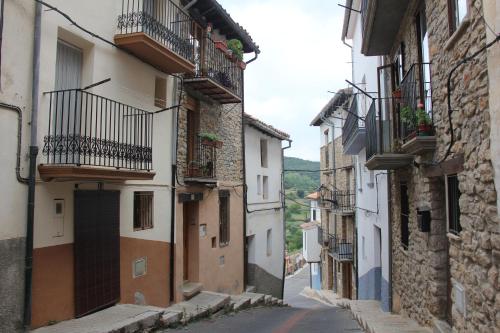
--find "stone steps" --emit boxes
[181,282,203,300]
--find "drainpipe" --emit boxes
[245,51,259,66]
[387,171,393,312]
[280,139,292,299]
[241,72,248,291]
[24,2,42,329]
[0,103,28,184]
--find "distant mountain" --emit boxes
[284,157,320,185]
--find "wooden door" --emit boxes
[74,191,120,317]
[343,263,353,299]
[183,204,190,281]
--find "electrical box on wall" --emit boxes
[417,209,431,232]
[53,199,65,237]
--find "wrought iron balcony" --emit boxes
[399,63,436,155]
[185,136,218,183]
[365,99,413,170]
[115,0,196,74]
[39,89,154,181]
[342,94,366,155]
[320,186,355,215]
[184,37,243,104]
[360,0,409,56]
[328,234,353,262]
[317,226,325,246]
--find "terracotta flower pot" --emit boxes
[201,139,223,149]
[214,40,228,53]
[392,89,402,99]
[238,60,246,70]
[418,124,433,136]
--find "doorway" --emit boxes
[183,202,199,282]
[342,263,353,299]
[74,190,120,317]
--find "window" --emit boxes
[400,183,409,248]
[448,0,468,35]
[154,77,167,108]
[362,236,366,259]
[134,192,154,230]
[257,175,262,195]
[312,209,316,221]
[263,176,269,200]
[447,175,462,235]
[260,139,268,168]
[266,229,272,256]
[219,190,230,246]
[416,7,432,113]
[394,43,406,85]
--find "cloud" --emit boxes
[219,0,352,161]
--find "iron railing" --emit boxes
[186,136,218,179]
[117,0,195,63]
[331,190,355,213]
[190,37,243,98]
[342,94,367,146]
[42,89,153,171]
[328,234,353,261]
[399,63,433,141]
[365,101,378,161]
[317,226,324,245]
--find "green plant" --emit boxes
[227,39,244,61]
[199,132,219,141]
[400,106,416,126]
[416,107,431,125]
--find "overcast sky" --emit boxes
[219,0,352,161]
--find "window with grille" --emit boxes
[447,175,462,235]
[400,183,409,249]
[219,190,230,246]
[134,191,154,230]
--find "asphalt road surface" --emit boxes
[164,265,363,333]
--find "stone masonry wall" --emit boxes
[386,0,498,331]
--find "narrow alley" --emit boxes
[161,266,363,333]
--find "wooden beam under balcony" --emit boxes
[115,32,196,75]
[38,165,156,182]
[183,77,242,104]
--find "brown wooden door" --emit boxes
[343,263,353,299]
[183,204,190,281]
[74,190,120,317]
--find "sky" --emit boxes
[219,0,352,161]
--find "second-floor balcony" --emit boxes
[398,63,436,155]
[342,94,366,155]
[184,37,243,104]
[320,186,355,216]
[115,0,196,75]
[39,89,155,181]
[365,99,414,170]
[184,136,219,183]
[328,234,353,262]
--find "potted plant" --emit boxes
[400,105,417,139]
[199,132,223,148]
[415,104,433,136]
[392,88,402,99]
[227,39,246,69]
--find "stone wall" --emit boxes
[386,0,498,331]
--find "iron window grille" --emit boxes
[219,190,230,246]
[328,234,353,261]
[447,175,462,235]
[400,183,410,249]
[186,136,217,179]
[134,191,154,230]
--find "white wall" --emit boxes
[1,0,177,248]
[310,200,321,222]
[302,227,321,262]
[245,125,284,279]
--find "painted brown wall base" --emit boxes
[32,244,74,329]
[120,237,170,308]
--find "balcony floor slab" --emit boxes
[401,136,436,155]
[183,77,241,104]
[38,165,155,182]
[365,153,414,170]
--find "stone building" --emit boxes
[357,0,499,331]
[311,90,357,300]
[173,0,260,302]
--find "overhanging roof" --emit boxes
[244,113,290,141]
[310,88,352,126]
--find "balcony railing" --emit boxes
[116,0,195,68]
[185,137,218,180]
[399,63,433,142]
[342,94,367,155]
[185,37,243,103]
[365,101,378,161]
[320,186,355,214]
[42,89,153,171]
[328,234,353,261]
[317,226,324,245]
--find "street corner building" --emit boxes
[0,0,259,330]
[327,0,500,332]
[243,114,291,298]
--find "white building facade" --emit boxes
[341,0,391,311]
[244,114,290,298]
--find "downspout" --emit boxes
[0,103,29,184]
[169,77,181,303]
[245,51,259,66]
[242,70,248,290]
[24,1,42,328]
[280,139,292,299]
[387,171,393,312]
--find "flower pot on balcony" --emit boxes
[214,40,228,53]
[418,124,433,136]
[187,166,201,178]
[238,60,246,70]
[392,88,402,99]
[201,139,223,149]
